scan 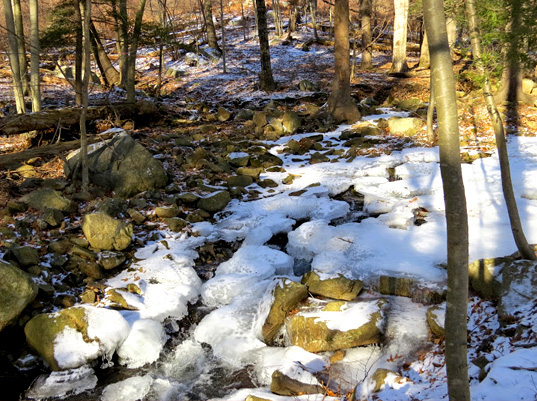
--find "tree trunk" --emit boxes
[3,0,26,114]
[126,0,147,103]
[424,1,470,401]
[327,0,360,123]
[273,0,283,37]
[446,16,457,53]
[255,0,277,91]
[310,0,319,41]
[390,0,409,73]
[29,0,41,112]
[220,0,227,72]
[427,75,435,142]
[117,0,129,89]
[79,0,91,192]
[157,0,167,98]
[288,0,298,33]
[360,0,373,69]
[204,0,221,52]
[12,0,29,95]
[90,22,121,86]
[419,27,430,69]
[73,0,83,106]
[466,0,536,261]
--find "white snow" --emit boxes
[101,375,153,401]
[117,319,168,368]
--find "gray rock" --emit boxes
[498,260,537,322]
[197,191,231,213]
[81,212,133,251]
[20,189,72,212]
[10,246,40,268]
[0,261,38,331]
[227,175,254,188]
[98,251,127,270]
[41,208,64,227]
[65,131,167,198]
[164,217,188,232]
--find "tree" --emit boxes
[3,0,26,113]
[465,0,536,261]
[419,28,430,69]
[255,0,276,91]
[424,0,470,400]
[390,0,409,73]
[29,0,42,112]
[360,0,373,69]
[90,21,121,87]
[327,0,361,123]
[79,0,91,192]
[12,0,29,95]
[202,0,221,52]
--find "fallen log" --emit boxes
[0,101,157,136]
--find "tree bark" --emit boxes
[73,0,83,106]
[310,0,319,41]
[125,0,147,103]
[12,0,29,95]
[360,0,373,69]
[79,0,91,192]
[220,0,227,72]
[255,0,276,91]
[390,0,409,73]
[29,0,41,112]
[327,0,360,123]
[89,22,121,86]
[203,0,221,52]
[3,0,26,114]
[419,28,430,69]
[466,0,536,260]
[424,1,470,401]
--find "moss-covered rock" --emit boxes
[282,111,301,134]
[227,175,254,188]
[20,188,72,212]
[387,117,424,136]
[155,204,180,218]
[197,190,231,213]
[82,212,133,251]
[302,271,363,301]
[9,245,40,268]
[270,368,324,396]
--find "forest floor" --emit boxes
[2,20,537,401]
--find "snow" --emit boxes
[101,375,153,401]
[117,319,168,368]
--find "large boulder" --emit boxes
[81,212,133,251]
[270,363,324,396]
[9,245,40,268]
[282,111,302,134]
[498,259,537,322]
[0,261,38,331]
[387,117,424,136]
[65,131,167,197]
[427,305,445,338]
[261,279,309,344]
[301,271,362,301]
[286,298,387,352]
[197,191,231,213]
[20,189,72,212]
[468,257,510,301]
[24,306,130,370]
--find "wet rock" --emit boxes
[468,257,509,301]
[270,367,324,396]
[197,190,231,213]
[65,131,168,197]
[81,212,133,251]
[427,305,445,338]
[164,217,188,232]
[262,279,309,344]
[24,306,129,370]
[286,298,387,352]
[98,251,127,270]
[41,208,64,227]
[302,271,363,301]
[20,188,72,212]
[227,175,254,188]
[0,261,38,331]
[9,245,40,268]
[155,204,179,218]
[387,117,424,136]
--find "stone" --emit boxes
[395,98,426,112]
[81,212,133,251]
[106,289,138,310]
[270,368,323,396]
[498,259,537,322]
[252,112,268,128]
[24,306,129,370]
[262,279,309,344]
[164,67,185,78]
[258,179,279,188]
[20,189,72,212]
[71,255,102,279]
[378,275,414,298]
[298,79,318,91]
[186,147,210,169]
[41,208,64,227]
[5,201,26,215]
[197,191,231,213]
[48,239,72,254]
[369,368,404,393]
[127,209,146,224]
[468,257,509,301]
[164,217,188,232]
[217,107,232,122]
[155,204,180,218]
[228,152,250,167]
[387,117,424,136]
[10,246,40,268]
[0,261,38,331]
[177,192,201,204]
[15,164,37,178]
[427,305,445,338]
[236,167,263,179]
[227,175,254,188]
[302,271,363,301]
[245,395,271,401]
[64,131,168,198]
[98,251,127,270]
[286,298,387,352]
[310,152,330,164]
[282,111,301,134]
[522,79,536,95]
[340,124,382,140]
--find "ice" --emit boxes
[53,327,100,370]
[101,375,153,401]
[117,319,168,368]
[201,274,263,307]
[215,245,294,277]
[25,366,97,400]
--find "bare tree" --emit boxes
[203,0,221,52]
[424,0,470,400]
[29,0,41,112]
[3,0,26,113]
[360,0,373,69]
[255,0,276,91]
[79,0,91,192]
[390,0,409,73]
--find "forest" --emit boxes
[1,0,537,400]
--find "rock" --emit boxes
[228,152,250,167]
[378,275,413,298]
[258,179,279,188]
[197,191,231,213]
[236,167,263,179]
[270,366,324,396]
[127,208,146,224]
[298,79,319,91]
[522,79,536,95]
[387,117,424,136]
[81,212,133,251]
[41,208,64,227]
[340,124,382,140]
[24,306,130,370]
[20,189,72,212]
[468,257,509,301]
[217,107,232,122]
[9,245,40,268]
[0,261,38,331]
[96,198,128,218]
[395,98,426,112]
[245,395,271,401]
[262,279,309,344]
[164,217,188,232]
[98,251,127,270]
[70,255,102,279]
[286,298,387,352]
[282,111,301,134]
[49,239,72,254]
[106,289,138,310]
[64,131,168,197]
[176,192,200,204]
[155,204,179,218]
[498,259,537,322]
[186,147,210,169]
[369,368,405,393]
[236,109,255,120]
[427,305,445,338]
[5,201,26,215]
[15,164,37,178]
[164,67,185,78]
[252,112,268,128]
[302,271,363,301]
[310,152,330,164]
[227,175,254,188]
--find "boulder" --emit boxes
[286,298,387,352]
[24,306,129,370]
[301,271,363,301]
[427,305,445,338]
[227,152,250,167]
[298,79,319,91]
[81,212,133,251]
[468,257,509,301]
[340,124,382,140]
[9,245,40,268]
[0,261,38,331]
[270,365,324,396]
[98,251,127,270]
[498,259,537,322]
[155,205,179,218]
[197,191,231,213]
[368,368,406,393]
[64,131,167,197]
[282,111,301,134]
[379,275,413,298]
[395,98,426,112]
[252,112,268,128]
[217,107,232,122]
[522,79,536,95]
[41,208,64,227]
[227,175,254,188]
[387,117,424,136]
[20,189,72,212]
[262,279,309,344]
[164,217,188,232]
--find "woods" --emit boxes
[2,0,537,400]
